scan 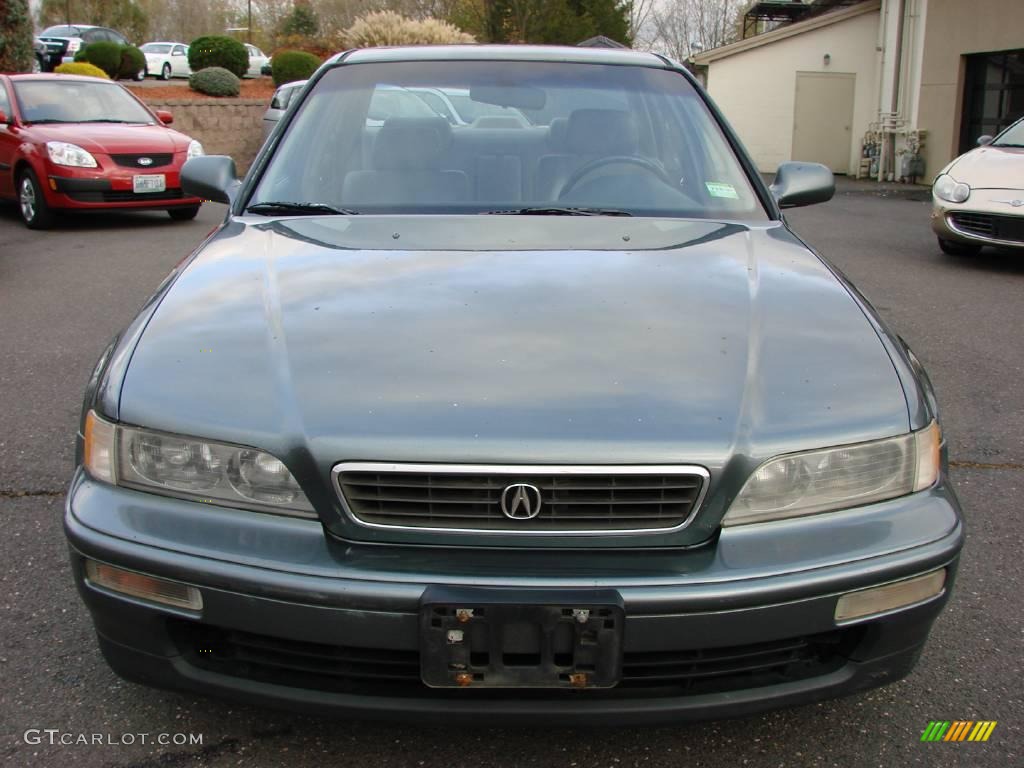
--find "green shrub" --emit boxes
[270,49,320,87]
[189,66,241,97]
[118,45,146,79]
[73,41,122,78]
[187,35,248,78]
[0,0,34,73]
[54,62,110,79]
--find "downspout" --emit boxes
[875,0,889,181]
[887,0,907,180]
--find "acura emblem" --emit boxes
[500,484,542,520]
[137,157,153,166]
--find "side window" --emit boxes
[270,88,287,110]
[82,30,100,44]
[0,84,11,117]
[173,45,185,56]
[108,30,128,46]
[413,91,457,125]
[367,88,440,125]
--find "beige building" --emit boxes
[693,0,1024,181]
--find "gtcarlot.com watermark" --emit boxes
[24,729,203,747]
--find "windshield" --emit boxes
[141,43,172,54]
[14,80,155,124]
[40,25,83,36]
[993,119,1024,147]
[251,61,765,220]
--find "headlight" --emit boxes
[187,139,204,160]
[47,141,97,168]
[83,411,314,517]
[723,422,941,526]
[933,174,970,204]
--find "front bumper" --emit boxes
[47,171,202,211]
[65,469,964,724]
[931,200,1024,249]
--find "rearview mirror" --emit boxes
[770,162,835,209]
[155,110,173,125]
[976,135,994,146]
[182,155,240,205]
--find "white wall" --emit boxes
[704,9,881,174]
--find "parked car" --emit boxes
[140,42,191,80]
[932,115,1024,255]
[261,79,306,141]
[66,46,962,724]
[0,73,204,228]
[244,44,269,78]
[33,36,63,72]
[37,24,131,66]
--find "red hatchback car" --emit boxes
[0,73,203,228]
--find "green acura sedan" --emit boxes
[65,45,963,724]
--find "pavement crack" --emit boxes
[0,488,65,498]
[949,460,1024,471]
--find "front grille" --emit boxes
[110,153,174,168]
[334,464,708,532]
[65,188,186,204]
[169,619,856,699]
[950,211,1024,243]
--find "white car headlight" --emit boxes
[723,422,941,526]
[187,139,204,160]
[47,141,97,168]
[933,174,970,204]
[83,411,315,517]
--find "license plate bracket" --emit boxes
[420,587,624,689]
[133,174,166,194]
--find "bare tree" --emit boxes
[646,0,746,61]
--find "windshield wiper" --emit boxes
[27,118,73,124]
[993,143,1024,148]
[246,202,360,216]
[79,119,142,124]
[480,206,632,217]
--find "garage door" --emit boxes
[792,72,856,174]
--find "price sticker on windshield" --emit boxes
[705,181,739,199]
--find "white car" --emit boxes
[245,44,270,78]
[141,42,191,80]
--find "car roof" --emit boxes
[41,24,100,32]
[143,41,186,46]
[336,45,668,68]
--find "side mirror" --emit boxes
[977,135,994,146]
[182,155,241,205]
[155,110,173,125]
[770,161,835,209]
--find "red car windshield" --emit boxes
[13,80,155,125]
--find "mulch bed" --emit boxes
[127,79,277,102]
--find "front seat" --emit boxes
[534,109,640,201]
[342,117,469,206]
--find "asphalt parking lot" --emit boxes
[0,187,1021,767]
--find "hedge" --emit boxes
[54,62,110,78]
[118,45,146,79]
[270,49,320,87]
[189,66,241,97]
[74,41,122,78]
[187,36,248,78]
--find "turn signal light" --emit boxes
[835,569,946,622]
[84,560,202,611]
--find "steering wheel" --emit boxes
[558,155,674,199]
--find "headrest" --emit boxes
[548,117,569,151]
[566,109,639,156]
[471,115,527,129]
[372,117,452,170]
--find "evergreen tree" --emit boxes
[0,0,33,73]
[280,0,320,38]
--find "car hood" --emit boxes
[28,123,186,154]
[947,145,1024,190]
[121,216,909,500]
